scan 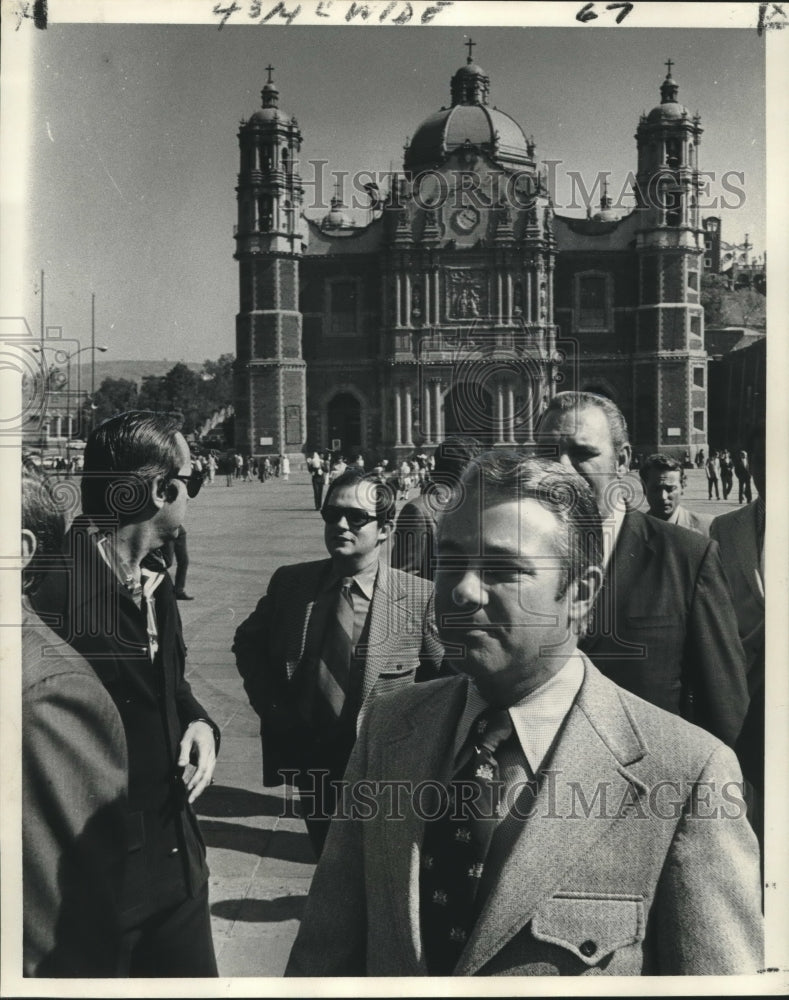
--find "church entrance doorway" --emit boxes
[327,392,362,455]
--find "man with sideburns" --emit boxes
[32,411,220,977]
[538,391,748,746]
[286,453,762,977]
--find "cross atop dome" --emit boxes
[261,62,280,107]
[660,59,679,104]
[450,41,489,106]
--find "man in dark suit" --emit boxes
[233,468,443,857]
[286,455,762,977]
[32,411,220,977]
[639,453,711,536]
[538,391,748,747]
[712,422,766,855]
[21,465,127,977]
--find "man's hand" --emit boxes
[178,721,217,804]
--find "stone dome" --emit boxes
[646,68,689,123]
[404,53,534,172]
[321,195,355,231]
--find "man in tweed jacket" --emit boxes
[287,455,762,976]
[233,468,443,856]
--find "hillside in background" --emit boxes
[700,277,766,330]
[76,359,202,388]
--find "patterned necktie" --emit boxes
[419,707,514,975]
[314,577,355,721]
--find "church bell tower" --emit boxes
[234,67,306,458]
[632,62,707,453]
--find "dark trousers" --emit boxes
[118,883,217,977]
[722,473,733,499]
[296,770,338,859]
[173,528,189,594]
[311,475,324,510]
[738,477,752,503]
[707,476,719,499]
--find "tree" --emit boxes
[200,353,235,410]
[85,377,139,428]
[700,273,727,327]
[700,273,766,330]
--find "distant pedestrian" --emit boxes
[280,454,290,481]
[735,450,753,504]
[164,524,193,601]
[720,449,735,500]
[206,453,217,483]
[696,448,705,469]
[329,455,346,482]
[705,450,721,500]
[235,453,243,479]
[308,451,324,510]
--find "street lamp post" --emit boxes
[34,343,109,457]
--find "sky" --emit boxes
[19,17,767,364]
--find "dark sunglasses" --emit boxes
[321,505,378,530]
[170,469,204,499]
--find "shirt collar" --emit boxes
[454,654,585,774]
[324,557,379,601]
[91,528,165,599]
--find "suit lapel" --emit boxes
[285,560,332,680]
[456,661,649,976]
[582,510,655,656]
[734,504,763,608]
[381,679,468,975]
[360,559,412,702]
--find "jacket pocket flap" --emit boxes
[531,894,644,965]
[377,663,417,678]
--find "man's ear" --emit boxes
[151,475,169,510]
[616,443,632,477]
[377,520,394,545]
[21,529,37,570]
[569,565,603,634]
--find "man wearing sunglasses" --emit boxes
[31,410,220,977]
[234,468,444,857]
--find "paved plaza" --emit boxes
[174,465,745,978]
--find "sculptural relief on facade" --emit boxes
[447,269,489,319]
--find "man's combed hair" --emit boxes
[457,451,603,598]
[639,453,686,487]
[81,410,183,521]
[22,465,65,595]
[542,391,630,454]
[324,468,397,525]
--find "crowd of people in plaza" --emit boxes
[19,391,768,979]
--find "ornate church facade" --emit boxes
[233,51,708,461]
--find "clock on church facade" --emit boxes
[233,50,708,462]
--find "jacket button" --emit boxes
[580,940,597,957]
[170,847,179,855]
